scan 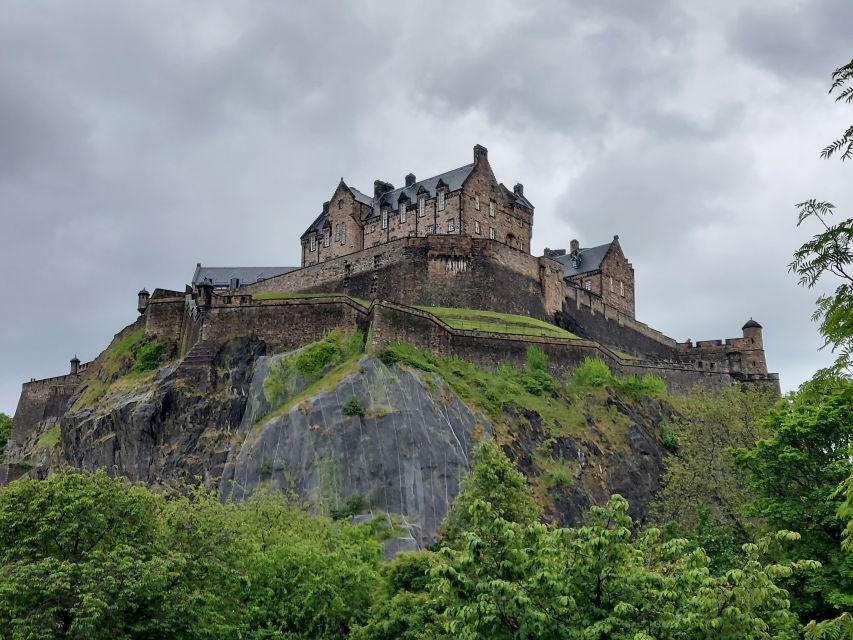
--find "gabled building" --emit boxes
[300,145,534,267]
[546,236,635,318]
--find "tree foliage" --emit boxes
[789,200,853,375]
[821,58,853,162]
[0,412,10,461]
[734,377,853,622]
[654,385,776,570]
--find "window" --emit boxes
[609,276,614,292]
[323,228,331,247]
[426,224,435,234]
[474,220,481,234]
[438,190,445,211]
[489,200,495,217]
[381,209,388,230]
[518,219,523,228]
[341,224,346,244]
[489,227,496,240]
[474,195,480,210]
[335,223,341,242]
[418,196,426,217]
[400,200,407,223]
[448,219,455,232]
[338,200,343,209]
[584,280,592,291]
[309,235,317,251]
[620,281,625,297]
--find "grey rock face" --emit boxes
[220,356,489,546]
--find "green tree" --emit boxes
[0,412,10,461]
[654,385,776,571]
[734,377,853,622]
[0,470,193,639]
[440,439,540,545]
[434,494,803,639]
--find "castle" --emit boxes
[4,145,779,482]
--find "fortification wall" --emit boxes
[241,236,563,320]
[368,301,748,395]
[559,286,677,358]
[144,296,185,355]
[200,297,366,353]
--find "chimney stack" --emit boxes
[405,173,416,187]
[514,183,524,197]
[374,180,394,199]
[570,239,580,255]
[473,144,488,165]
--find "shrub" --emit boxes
[258,460,274,479]
[526,345,549,372]
[343,397,366,418]
[379,342,439,372]
[341,329,365,360]
[330,493,368,520]
[292,330,342,377]
[572,357,612,387]
[133,340,164,373]
[661,424,680,452]
[615,373,667,399]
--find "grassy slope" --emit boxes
[414,306,579,339]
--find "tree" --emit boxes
[654,385,776,571]
[0,413,10,461]
[790,58,853,375]
[0,470,192,639]
[734,377,853,622]
[434,494,804,639]
[821,58,853,162]
[440,439,540,545]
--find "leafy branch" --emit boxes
[821,58,853,161]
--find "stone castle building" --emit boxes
[6,144,778,482]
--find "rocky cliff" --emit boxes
[3,332,675,547]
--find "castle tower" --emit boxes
[740,318,768,375]
[138,288,150,315]
[70,355,80,375]
[196,278,214,312]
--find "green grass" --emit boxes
[414,306,579,339]
[36,426,61,451]
[611,349,641,360]
[73,328,148,410]
[253,292,371,308]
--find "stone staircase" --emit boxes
[176,340,219,386]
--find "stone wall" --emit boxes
[242,236,563,320]
[559,286,677,357]
[144,294,185,356]
[200,297,366,353]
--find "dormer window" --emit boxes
[310,235,317,252]
[438,190,446,211]
[474,195,480,211]
[400,200,407,223]
[418,196,426,217]
[489,200,496,217]
[381,209,388,229]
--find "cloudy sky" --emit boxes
[1,0,851,413]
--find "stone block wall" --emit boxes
[242,236,563,320]
[144,295,185,356]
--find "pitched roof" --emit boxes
[192,265,299,288]
[553,242,613,278]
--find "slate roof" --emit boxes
[553,242,613,278]
[300,160,534,236]
[192,265,299,288]
[742,318,763,329]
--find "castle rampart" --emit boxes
[241,235,564,321]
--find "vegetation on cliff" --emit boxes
[0,413,10,462]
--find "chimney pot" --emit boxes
[405,173,416,187]
[514,183,524,196]
[570,239,580,254]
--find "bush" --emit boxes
[133,340,164,373]
[526,345,549,372]
[343,397,366,418]
[572,357,612,387]
[292,330,343,377]
[379,342,439,372]
[341,329,365,359]
[661,424,680,452]
[614,373,667,399]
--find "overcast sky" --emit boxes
[1,0,851,414]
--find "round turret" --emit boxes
[138,288,150,315]
[70,355,80,375]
